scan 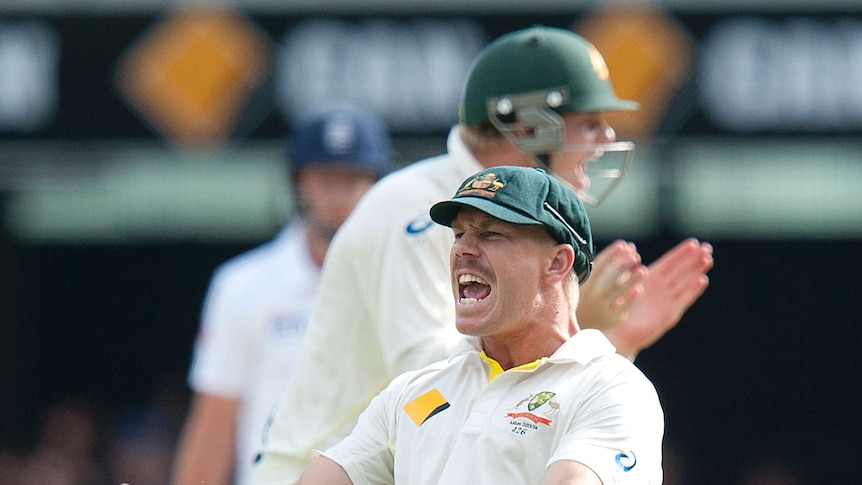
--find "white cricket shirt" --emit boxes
[324,329,664,485]
[251,127,479,483]
[189,222,319,485]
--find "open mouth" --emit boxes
[458,273,491,304]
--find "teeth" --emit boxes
[458,274,488,285]
[458,273,488,305]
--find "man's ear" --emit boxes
[546,244,576,283]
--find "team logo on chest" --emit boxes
[505,391,560,435]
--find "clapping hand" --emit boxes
[579,239,714,360]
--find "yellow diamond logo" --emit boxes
[115,6,271,147]
[575,6,695,139]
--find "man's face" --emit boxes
[489,107,630,205]
[294,164,376,239]
[449,207,556,338]
[548,112,617,194]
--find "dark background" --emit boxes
[4,11,861,143]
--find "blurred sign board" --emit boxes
[114,6,271,148]
[0,8,861,141]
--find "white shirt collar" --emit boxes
[450,328,616,367]
[446,125,485,178]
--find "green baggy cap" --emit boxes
[430,166,594,280]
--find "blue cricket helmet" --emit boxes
[287,105,393,179]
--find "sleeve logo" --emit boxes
[403,388,450,427]
[615,451,637,472]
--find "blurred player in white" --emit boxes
[171,105,393,485]
[252,26,713,484]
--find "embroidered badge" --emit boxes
[323,115,357,154]
[587,43,610,80]
[505,391,560,434]
[456,172,505,198]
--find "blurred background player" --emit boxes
[251,26,713,484]
[171,105,393,485]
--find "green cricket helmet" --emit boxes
[460,26,639,206]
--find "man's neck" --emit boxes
[303,223,330,268]
[480,324,574,371]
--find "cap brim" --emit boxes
[430,197,541,227]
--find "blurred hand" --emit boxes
[603,239,714,359]
[577,240,647,336]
